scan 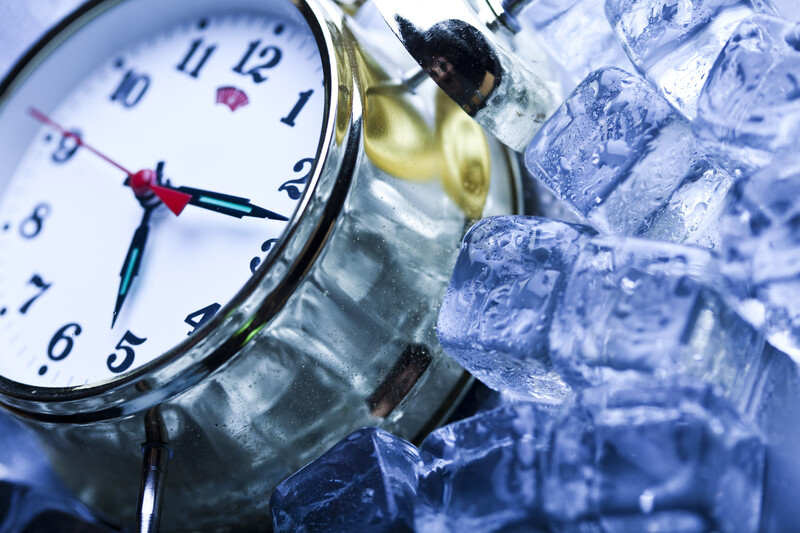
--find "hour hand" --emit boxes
[150,182,288,221]
[112,208,152,328]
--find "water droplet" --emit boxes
[638,490,655,514]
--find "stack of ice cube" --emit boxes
[605,0,761,118]
[271,379,764,532]
[265,2,800,532]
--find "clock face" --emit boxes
[0,3,327,387]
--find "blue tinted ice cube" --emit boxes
[416,402,557,532]
[516,0,632,90]
[544,379,765,533]
[440,216,762,401]
[605,0,758,117]
[550,235,765,396]
[437,216,594,401]
[270,428,420,533]
[525,67,735,245]
[694,15,800,172]
[0,481,113,532]
[719,155,800,360]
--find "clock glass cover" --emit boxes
[0,0,327,387]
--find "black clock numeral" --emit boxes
[278,158,315,200]
[111,69,151,108]
[48,323,82,362]
[51,130,81,163]
[232,40,282,83]
[185,303,222,335]
[281,90,314,127]
[107,330,146,374]
[250,238,280,274]
[177,39,216,79]
[19,203,51,239]
[19,274,51,315]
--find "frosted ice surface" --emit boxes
[524,67,736,244]
[270,428,420,533]
[416,402,556,532]
[437,216,594,402]
[544,379,765,533]
[719,155,800,361]
[694,15,800,173]
[606,0,758,117]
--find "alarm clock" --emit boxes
[0,0,522,530]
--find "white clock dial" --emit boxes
[0,9,325,387]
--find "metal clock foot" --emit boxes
[134,443,171,533]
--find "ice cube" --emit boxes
[605,0,758,118]
[719,155,800,360]
[440,216,765,400]
[416,402,557,532]
[437,215,594,402]
[550,234,765,397]
[544,378,765,533]
[744,344,800,533]
[643,159,739,250]
[270,428,420,533]
[524,67,736,244]
[515,0,632,91]
[694,15,800,172]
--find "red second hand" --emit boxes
[28,107,191,215]
[28,107,134,176]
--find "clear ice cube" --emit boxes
[270,428,420,533]
[437,216,594,402]
[416,402,557,532]
[643,159,738,251]
[516,0,632,91]
[440,216,764,402]
[719,155,800,360]
[544,379,765,533]
[550,235,765,396]
[524,67,735,245]
[694,15,800,172]
[605,0,758,117]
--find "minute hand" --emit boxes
[152,183,288,221]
